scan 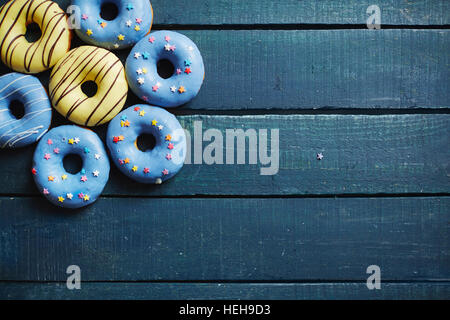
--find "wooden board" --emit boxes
[1,282,448,300]
[0,197,448,281]
[0,30,449,110]
[0,114,448,196]
[22,0,450,26]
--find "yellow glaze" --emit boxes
[0,0,71,74]
[49,46,128,127]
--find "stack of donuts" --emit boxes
[0,0,205,208]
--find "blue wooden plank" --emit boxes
[14,0,449,26]
[0,197,448,281]
[0,30,449,110]
[0,281,448,300]
[0,114,448,196]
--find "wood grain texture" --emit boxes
[0,282,448,300]
[1,29,449,110]
[20,0,450,26]
[0,114,448,196]
[0,197,448,281]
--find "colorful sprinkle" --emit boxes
[83,194,90,201]
[184,59,191,66]
[53,148,60,154]
[84,147,90,154]
[81,175,87,182]
[136,18,142,24]
[176,68,182,75]
[178,86,186,93]
[143,168,150,174]
[31,168,37,175]
[48,176,55,182]
[78,193,84,199]
[149,36,155,43]
[170,86,177,93]
[86,29,93,36]
[152,84,159,92]
[151,120,158,126]
[185,68,192,74]
[126,20,132,27]
[95,154,101,160]
[134,52,141,59]
[165,35,171,42]
[44,153,51,160]
[58,196,65,203]
[166,154,172,160]
[164,44,171,51]
[61,174,68,181]
[132,165,138,172]
[126,3,134,10]
[139,110,146,117]
[43,188,49,195]
[82,14,88,20]
[168,143,174,150]
[118,34,125,41]
[142,52,149,59]
[138,77,145,85]
[134,25,141,31]
[165,134,172,141]
[93,170,99,177]
[67,193,73,200]
[47,139,53,145]
[162,169,169,175]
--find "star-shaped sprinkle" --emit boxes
[158,125,164,130]
[61,174,68,181]
[121,115,128,121]
[83,194,90,201]
[142,67,147,74]
[119,135,124,141]
[31,168,37,175]
[84,147,90,154]
[53,148,60,154]
[142,52,149,59]
[121,120,130,127]
[138,77,145,85]
[74,138,80,144]
[126,20,132,27]
[82,14,88,20]
[166,154,172,160]
[80,169,86,174]
[185,67,192,74]
[118,34,125,41]
[47,139,53,145]
[78,193,84,199]
[168,143,174,150]
[67,193,73,200]
[184,59,191,66]
[317,153,324,160]
[143,168,150,174]
[170,86,177,92]
[132,165,138,172]
[124,158,130,164]
[164,44,171,51]
[126,3,134,10]
[86,29,93,36]
[136,68,143,75]
[134,52,141,59]
[152,84,159,91]
[149,36,155,43]
[139,110,146,116]
[97,19,102,24]
[43,188,49,195]
[162,169,169,175]
[95,154,101,160]
[142,96,149,101]
[176,68,182,75]
[81,175,87,182]
[100,22,107,28]
[44,153,51,160]
[151,120,158,126]
[114,43,120,49]
[68,138,74,145]
[48,176,55,182]
[136,18,142,24]
[155,178,162,184]
[58,196,64,203]
[134,25,140,31]
[134,106,141,112]
[165,134,172,141]
[165,35,171,42]
[93,170,99,177]
[178,86,186,93]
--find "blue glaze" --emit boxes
[72,0,153,50]
[0,73,51,149]
[107,105,186,184]
[32,125,110,209]
[126,31,205,108]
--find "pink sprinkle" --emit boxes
[162,169,169,175]
[167,143,174,150]
[44,153,51,160]
[166,154,172,160]
[136,18,142,24]
[165,35,171,42]
[176,68,182,75]
[142,96,149,101]
[43,188,49,195]
[53,148,60,154]
[143,168,150,174]
[78,193,84,199]
[47,139,53,145]
[82,14,88,20]
[81,176,87,182]
[118,159,124,165]
[152,85,159,92]
[148,36,155,43]
[170,45,176,51]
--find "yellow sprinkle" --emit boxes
[86,29,93,36]
[118,34,125,41]
[61,174,68,181]
[132,166,138,172]
[134,25,140,31]
[68,139,74,145]
[142,68,148,74]
[58,196,65,203]
[151,120,157,126]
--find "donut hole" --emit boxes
[157,59,175,79]
[81,81,98,97]
[136,133,156,152]
[63,154,83,174]
[9,100,25,119]
[25,22,42,43]
[100,2,119,21]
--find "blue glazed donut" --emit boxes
[72,0,153,50]
[0,73,51,149]
[32,125,110,208]
[106,105,186,184]
[125,31,205,108]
